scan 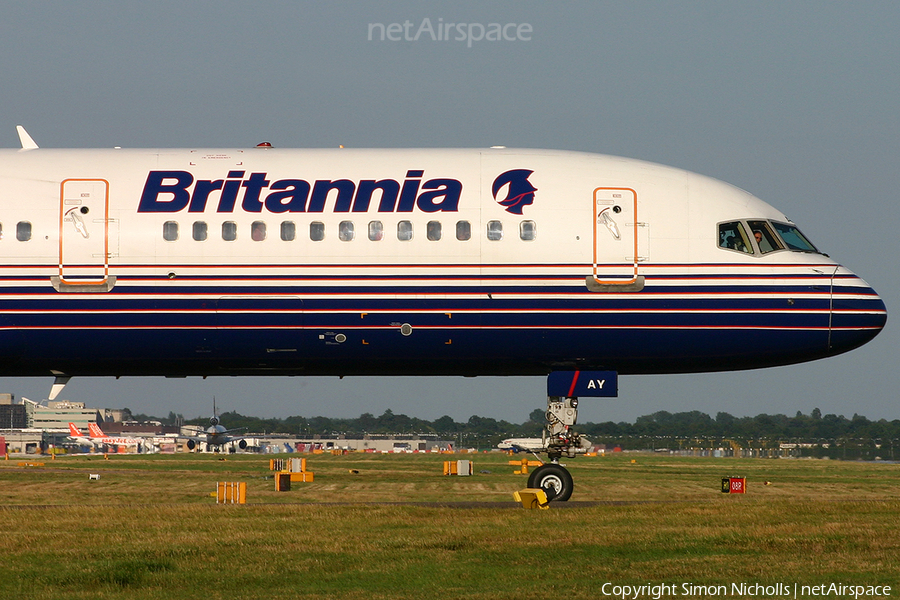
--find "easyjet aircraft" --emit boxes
[87,423,143,449]
[67,422,99,448]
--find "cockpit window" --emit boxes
[747,220,784,254]
[718,221,753,254]
[772,222,818,253]
[719,218,820,257]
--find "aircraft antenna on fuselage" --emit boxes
[16,126,39,150]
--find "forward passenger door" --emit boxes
[590,187,646,289]
[58,179,111,285]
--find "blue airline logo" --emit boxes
[492,169,537,215]
[137,170,463,213]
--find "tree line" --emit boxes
[128,407,900,448]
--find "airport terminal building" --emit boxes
[0,395,103,454]
[0,393,454,455]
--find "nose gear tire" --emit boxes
[526,463,574,502]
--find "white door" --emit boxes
[59,179,110,284]
[591,187,642,287]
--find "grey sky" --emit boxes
[1,2,897,425]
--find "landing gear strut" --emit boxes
[527,396,586,502]
[544,396,589,462]
[525,371,618,502]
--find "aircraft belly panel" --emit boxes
[0,274,839,376]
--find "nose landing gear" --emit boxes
[521,371,617,502]
[526,396,586,502]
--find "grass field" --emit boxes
[1,451,898,599]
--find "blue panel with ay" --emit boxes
[547,371,618,397]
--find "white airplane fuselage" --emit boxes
[498,438,545,451]
[0,146,885,379]
[67,423,100,447]
[87,423,142,447]
[185,419,248,451]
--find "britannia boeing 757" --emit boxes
[1,127,885,499]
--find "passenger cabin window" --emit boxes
[487,220,503,241]
[222,221,237,242]
[746,220,783,254]
[16,221,32,242]
[456,221,471,241]
[427,221,441,241]
[519,220,536,241]
[368,221,383,241]
[163,221,178,242]
[192,221,208,242]
[718,221,752,254]
[397,220,413,241]
[310,221,325,241]
[280,221,296,241]
[0,223,3,240]
[772,221,818,252]
[251,221,267,242]
[339,221,354,241]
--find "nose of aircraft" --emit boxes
[829,270,887,356]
